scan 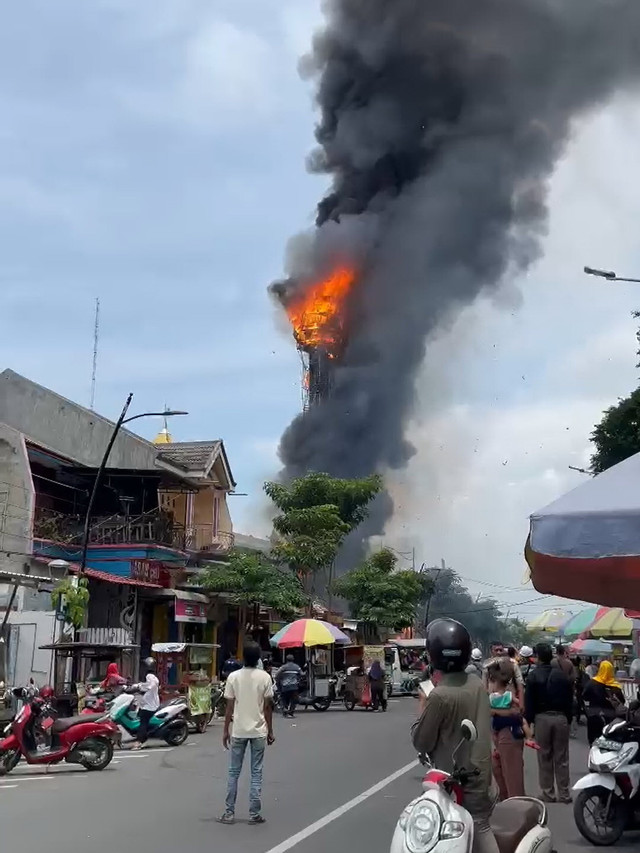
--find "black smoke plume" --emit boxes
[271,0,640,551]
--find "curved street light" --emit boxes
[79,395,188,575]
[584,266,640,284]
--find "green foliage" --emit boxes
[425,569,505,647]
[332,549,432,631]
[51,577,89,629]
[591,386,640,474]
[201,549,305,616]
[265,473,382,581]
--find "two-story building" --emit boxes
[0,369,236,685]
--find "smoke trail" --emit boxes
[272,0,640,546]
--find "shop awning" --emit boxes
[71,567,162,589]
[527,449,640,608]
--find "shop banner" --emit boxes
[131,560,172,587]
[175,598,207,624]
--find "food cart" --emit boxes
[39,640,139,716]
[151,643,219,732]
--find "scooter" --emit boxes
[0,689,118,775]
[391,720,553,853]
[109,693,189,746]
[573,717,640,846]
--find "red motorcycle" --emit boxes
[0,689,118,775]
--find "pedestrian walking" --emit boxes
[132,657,160,751]
[582,660,626,746]
[219,642,275,826]
[524,643,573,804]
[487,660,529,801]
[368,659,387,711]
[275,654,302,718]
[465,648,484,677]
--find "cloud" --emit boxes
[384,95,640,619]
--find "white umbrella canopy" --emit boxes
[526,450,640,609]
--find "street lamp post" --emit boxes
[78,394,188,575]
[584,266,640,284]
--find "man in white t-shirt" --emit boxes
[132,657,160,750]
[219,642,274,825]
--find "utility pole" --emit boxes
[421,559,446,632]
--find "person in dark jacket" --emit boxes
[275,655,302,718]
[583,660,626,745]
[368,660,387,711]
[524,642,573,804]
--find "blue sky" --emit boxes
[3,1,640,620]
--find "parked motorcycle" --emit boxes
[109,693,189,746]
[391,720,553,853]
[573,718,640,846]
[0,688,118,775]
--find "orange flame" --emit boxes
[286,266,355,355]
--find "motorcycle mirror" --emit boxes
[461,719,478,743]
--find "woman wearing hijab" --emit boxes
[582,660,626,745]
[368,660,387,712]
[101,662,127,693]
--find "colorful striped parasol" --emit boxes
[270,618,351,648]
[526,608,570,633]
[560,606,604,637]
[589,608,633,639]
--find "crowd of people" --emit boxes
[412,620,640,853]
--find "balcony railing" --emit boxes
[33,507,234,555]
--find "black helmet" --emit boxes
[426,618,471,673]
[143,656,156,671]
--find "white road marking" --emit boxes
[0,785,18,789]
[3,775,55,782]
[263,760,417,853]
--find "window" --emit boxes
[213,495,220,536]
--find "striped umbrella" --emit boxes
[270,618,351,648]
[526,608,570,633]
[560,606,603,637]
[589,608,633,639]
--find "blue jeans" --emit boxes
[225,737,266,816]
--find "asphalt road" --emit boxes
[1,699,639,852]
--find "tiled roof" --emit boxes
[158,441,221,472]
[71,567,162,589]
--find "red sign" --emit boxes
[175,599,207,624]
[131,560,171,587]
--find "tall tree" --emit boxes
[423,568,506,647]
[265,472,381,594]
[201,549,306,621]
[332,548,432,631]
[590,314,640,474]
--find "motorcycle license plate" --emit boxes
[596,738,622,752]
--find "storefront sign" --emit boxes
[175,599,207,624]
[131,560,171,587]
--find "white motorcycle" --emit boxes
[391,720,553,853]
[573,718,640,846]
[109,692,189,746]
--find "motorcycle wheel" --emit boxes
[574,788,627,846]
[0,748,20,776]
[79,737,114,771]
[164,720,189,746]
[343,693,356,711]
[312,697,331,712]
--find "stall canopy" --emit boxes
[526,608,569,633]
[527,449,640,608]
[569,638,613,656]
[589,608,633,639]
[560,605,605,638]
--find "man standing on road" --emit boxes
[275,654,302,718]
[219,641,274,826]
[413,618,499,853]
[132,656,160,751]
[524,642,573,804]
